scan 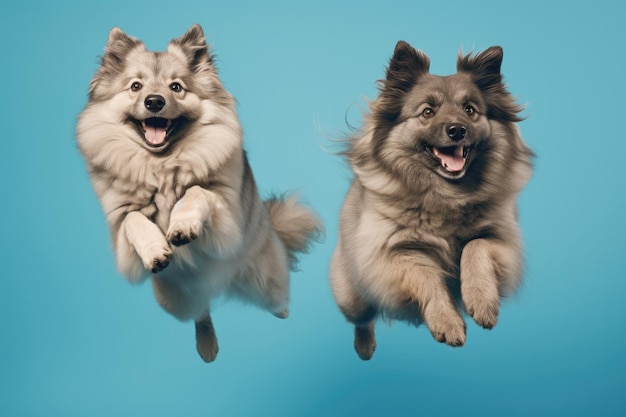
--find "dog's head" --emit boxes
[88,24,231,153]
[365,41,523,182]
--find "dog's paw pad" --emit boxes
[144,245,172,273]
[166,221,202,246]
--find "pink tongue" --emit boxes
[143,125,167,146]
[434,146,466,172]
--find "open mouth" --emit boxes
[426,145,472,175]
[141,117,172,148]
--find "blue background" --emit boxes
[2,1,624,415]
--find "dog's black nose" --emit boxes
[446,124,467,141]
[144,95,166,112]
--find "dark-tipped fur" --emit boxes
[168,24,216,73]
[330,41,533,360]
[375,41,431,125]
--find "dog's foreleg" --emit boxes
[120,211,172,274]
[381,255,467,347]
[460,238,523,329]
[166,185,242,258]
[412,265,467,347]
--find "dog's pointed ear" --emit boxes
[103,27,143,68]
[169,24,215,73]
[372,41,430,126]
[457,46,523,122]
[107,27,136,48]
[384,41,430,91]
[89,28,143,99]
[457,46,503,91]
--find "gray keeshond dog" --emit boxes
[330,41,533,360]
[76,25,321,362]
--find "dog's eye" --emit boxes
[465,105,475,115]
[130,82,142,92]
[422,107,435,118]
[170,82,183,92]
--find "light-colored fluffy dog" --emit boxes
[76,25,321,362]
[330,41,533,360]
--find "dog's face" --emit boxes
[365,41,523,183]
[389,72,491,180]
[88,25,230,153]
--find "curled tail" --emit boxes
[264,195,323,270]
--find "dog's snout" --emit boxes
[145,95,166,113]
[446,124,467,142]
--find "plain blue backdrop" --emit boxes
[2,0,624,416]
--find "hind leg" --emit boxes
[339,295,378,361]
[330,252,378,360]
[353,319,377,361]
[335,284,377,360]
[151,274,210,322]
[236,232,292,318]
[151,274,219,362]
[195,314,219,363]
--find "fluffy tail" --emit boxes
[264,195,323,270]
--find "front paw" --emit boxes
[427,310,467,347]
[463,289,500,329]
[143,243,172,273]
[166,219,202,246]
